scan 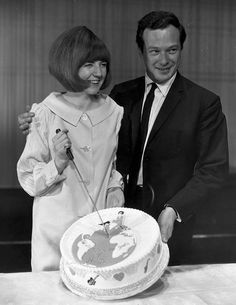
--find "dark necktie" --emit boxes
[130,83,157,187]
[140,83,157,149]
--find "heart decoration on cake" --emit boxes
[113,272,125,281]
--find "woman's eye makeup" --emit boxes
[84,63,93,67]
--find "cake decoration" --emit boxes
[60,207,169,300]
[87,275,99,285]
[71,211,136,268]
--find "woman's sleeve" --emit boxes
[107,105,124,191]
[17,103,66,197]
[107,167,124,191]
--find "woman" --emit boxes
[17,26,124,271]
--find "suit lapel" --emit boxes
[147,73,184,145]
[130,78,145,144]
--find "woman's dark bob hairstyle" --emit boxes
[48,26,111,92]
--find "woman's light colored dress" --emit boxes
[17,92,123,271]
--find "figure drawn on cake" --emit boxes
[99,210,125,231]
[72,211,136,268]
[115,210,125,229]
[144,258,150,273]
[87,274,99,285]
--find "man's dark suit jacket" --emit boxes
[110,72,229,224]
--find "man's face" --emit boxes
[142,25,182,84]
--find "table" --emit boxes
[0,264,236,305]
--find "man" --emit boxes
[110,11,228,265]
[18,11,228,265]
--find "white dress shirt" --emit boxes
[137,73,177,186]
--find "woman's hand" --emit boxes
[52,130,72,174]
[18,105,35,135]
[106,187,125,208]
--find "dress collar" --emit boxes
[42,92,116,126]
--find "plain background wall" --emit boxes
[0,0,235,187]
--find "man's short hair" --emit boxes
[48,26,111,92]
[136,11,187,52]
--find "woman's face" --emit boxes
[78,60,107,95]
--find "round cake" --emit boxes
[60,207,169,300]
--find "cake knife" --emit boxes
[55,129,109,237]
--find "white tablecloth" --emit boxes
[1,264,236,305]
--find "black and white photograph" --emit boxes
[0,0,235,303]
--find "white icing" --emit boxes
[110,230,136,258]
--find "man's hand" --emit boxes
[106,187,124,208]
[158,206,177,243]
[18,105,35,135]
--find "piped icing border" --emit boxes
[60,243,169,300]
